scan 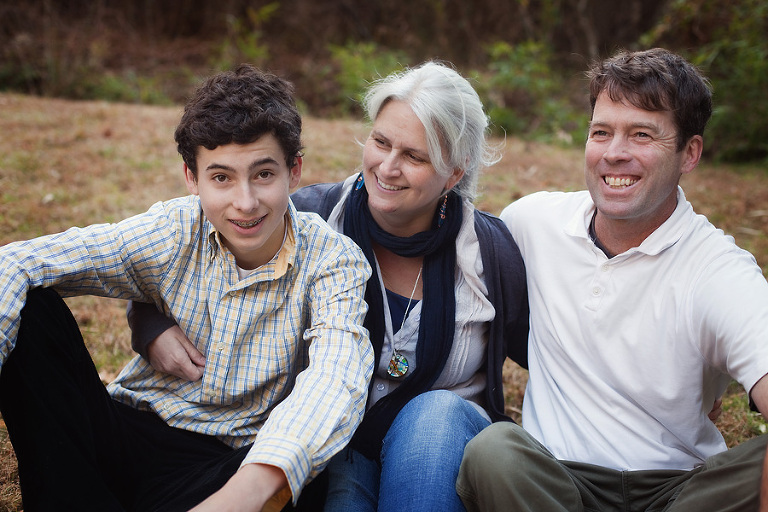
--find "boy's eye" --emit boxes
[213,174,228,183]
[257,170,273,179]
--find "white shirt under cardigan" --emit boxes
[326,175,495,420]
[502,187,768,471]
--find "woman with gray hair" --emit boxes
[130,61,528,511]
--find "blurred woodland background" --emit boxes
[1,0,767,164]
[1,1,768,510]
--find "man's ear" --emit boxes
[184,164,199,195]
[680,135,704,176]
[289,156,303,190]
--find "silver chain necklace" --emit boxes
[387,265,422,378]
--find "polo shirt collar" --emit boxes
[565,186,693,257]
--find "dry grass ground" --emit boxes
[1,93,767,510]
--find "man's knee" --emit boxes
[462,421,524,476]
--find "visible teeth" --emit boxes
[232,218,262,228]
[378,177,405,191]
[604,176,637,188]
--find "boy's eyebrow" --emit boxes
[203,157,281,173]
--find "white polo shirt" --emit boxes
[502,187,768,471]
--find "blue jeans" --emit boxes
[323,390,491,512]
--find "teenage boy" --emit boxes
[0,64,373,512]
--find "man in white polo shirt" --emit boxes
[457,48,768,511]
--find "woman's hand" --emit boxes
[146,325,205,380]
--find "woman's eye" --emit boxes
[407,153,424,163]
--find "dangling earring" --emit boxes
[355,173,365,190]
[438,194,448,227]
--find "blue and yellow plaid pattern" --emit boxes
[0,195,373,500]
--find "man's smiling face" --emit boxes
[585,91,699,236]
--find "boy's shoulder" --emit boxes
[292,208,350,245]
[288,208,371,277]
[290,206,358,250]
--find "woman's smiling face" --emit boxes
[362,100,463,237]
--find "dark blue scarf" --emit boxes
[343,173,462,460]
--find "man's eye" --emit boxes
[213,174,228,183]
[257,171,273,179]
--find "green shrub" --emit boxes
[643,0,768,163]
[328,42,408,116]
[477,41,588,145]
[210,3,278,71]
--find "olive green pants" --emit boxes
[457,422,768,512]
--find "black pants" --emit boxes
[0,288,253,512]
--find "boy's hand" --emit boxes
[147,325,205,380]
[189,463,289,512]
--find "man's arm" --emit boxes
[751,374,768,512]
[751,373,768,416]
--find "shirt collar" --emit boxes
[203,199,298,280]
[565,186,693,257]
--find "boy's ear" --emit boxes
[289,156,302,190]
[184,164,199,195]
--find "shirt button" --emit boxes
[376,383,385,391]
[592,287,601,296]
[228,291,236,297]
[602,264,610,272]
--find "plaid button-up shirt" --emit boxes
[0,195,373,498]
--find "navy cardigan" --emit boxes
[290,182,529,424]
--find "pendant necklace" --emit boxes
[387,265,422,378]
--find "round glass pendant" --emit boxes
[387,352,409,378]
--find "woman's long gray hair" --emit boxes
[363,61,500,201]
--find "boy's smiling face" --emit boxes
[185,134,301,270]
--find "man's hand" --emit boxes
[708,397,723,422]
[189,463,289,512]
[146,325,205,380]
